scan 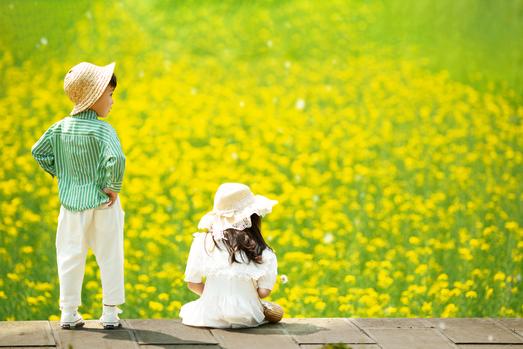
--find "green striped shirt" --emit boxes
[31,109,126,211]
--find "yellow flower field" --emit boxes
[0,0,522,320]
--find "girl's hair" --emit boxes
[109,73,117,88]
[211,213,272,264]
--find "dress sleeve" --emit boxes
[184,233,207,283]
[257,249,278,290]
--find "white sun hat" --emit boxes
[63,61,115,115]
[198,183,278,240]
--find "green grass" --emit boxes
[367,0,523,102]
[2,0,522,101]
[0,1,90,65]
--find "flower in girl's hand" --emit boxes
[280,275,288,284]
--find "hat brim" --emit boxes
[198,194,278,232]
[70,62,115,115]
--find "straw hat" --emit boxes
[198,183,278,241]
[64,62,115,115]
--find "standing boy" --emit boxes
[32,62,126,329]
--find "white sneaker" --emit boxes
[100,305,123,329]
[60,308,85,329]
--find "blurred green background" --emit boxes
[2,0,522,100]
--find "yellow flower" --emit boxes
[7,273,19,281]
[385,306,398,315]
[409,236,421,245]
[465,291,477,299]
[421,302,432,313]
[86,281,98,290]
[344,275,356,285]
[377,271,394,289]
[138,274,150,283]
[20,246,33,254]
[415,264,428,275]
[437,273,449,281]
[148,301,164,312]
[494,272,506,282]
[442,304,458,317]
[167,301,182,312]
[314,301,326,311]
[458,247,473,261]
[486,287,494,299]
[469,239,480,248]
[26,296,38,305]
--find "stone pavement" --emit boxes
[1,318,522,348]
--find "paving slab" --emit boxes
[50,320,138,349]
[494,318,523,338]
[351,318,433,329]
[458,345,523,349]
[283,318,375,344]
[211,324,300,349]
[429,318,523,344]
[2,347,56,349]
[301,345,381,349]
[0,321,55,347]
[494,318,523,331]
[125,319,218,345]
[366,328,458,349]
[143,344,221,349]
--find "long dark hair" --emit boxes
[212,213,272,264]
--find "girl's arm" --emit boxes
[187,282,205,296]
[257,288,271,298]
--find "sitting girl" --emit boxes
[179,183,283,328]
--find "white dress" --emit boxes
[179,232,278,328]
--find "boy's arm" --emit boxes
[31,128,56,177]
[103,128,126,193]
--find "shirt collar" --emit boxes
[71,109,98,120]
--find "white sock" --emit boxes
[103,305,116,313]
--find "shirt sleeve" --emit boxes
[257,250,278,290]
[31,127,56,177]
[102,126,126,192]
[184,233,207,283]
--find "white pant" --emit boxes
[56,197,125,308]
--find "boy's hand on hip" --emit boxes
[103,188,118,207]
